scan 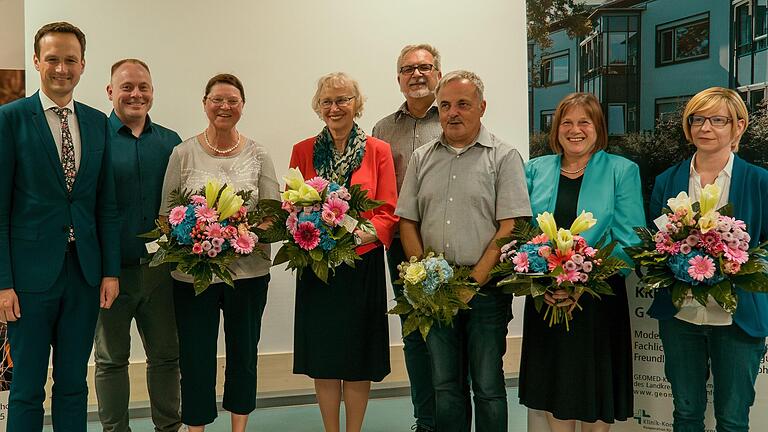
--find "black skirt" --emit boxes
[293,246,390,381]
[518,273,634,423]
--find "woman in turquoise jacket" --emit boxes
[648,87,768,431]
[519,93,645,432]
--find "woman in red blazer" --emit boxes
[289,72,398,432]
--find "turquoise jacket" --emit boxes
[648,154,768,337]
[525,150,645,268]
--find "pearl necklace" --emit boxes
[203,129,241,154]
[560,164,587,175]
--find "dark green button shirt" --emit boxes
[109,112,181,264]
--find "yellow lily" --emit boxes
[296,184,321,203]
[569,211,597,235]
[283,168,306,191]
[204,179,222,208]
[698,183,721,217]
[217,186,245,221]
[698,211,719,234]
[536,212,558,241]
[555,228,574,254]
[667,191,695,224]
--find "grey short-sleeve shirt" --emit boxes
[395,125,532,265]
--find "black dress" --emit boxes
[518,174,633,423]
[293,246,390,381]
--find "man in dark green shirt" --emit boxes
[95,58,182,432]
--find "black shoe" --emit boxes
[411,425,433,432]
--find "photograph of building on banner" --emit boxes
[527,1,768,431]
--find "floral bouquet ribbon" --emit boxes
[387,251,478,340]
[491,211,628,330]
[625,183,768,312]
[254,168,382,283]
[140,180,266,295]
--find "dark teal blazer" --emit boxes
[525,150,646,267]
[648,154,768,337]
[0,92,120,292]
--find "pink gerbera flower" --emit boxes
[286,212,299,234]
[555,269,580,285]
[687,255,716,281]
[190,195,207,205]
[724,247,749,264]
[205,223,224,239]
[230,232,257,254]
[323,196,350,225]
[531,233,549,244]
[169,206,188,225]
[306,177,330,193]
[195,205,218,223]
[512,252,529,272]
[293,221,320,250]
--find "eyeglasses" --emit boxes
[207,97,242,107]
[399,64,436,75]
[319,96,356,109]
[687,115,732,128]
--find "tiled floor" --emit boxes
[44,387,527,431]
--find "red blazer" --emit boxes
[289,135,399,255]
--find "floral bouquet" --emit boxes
[255,168,382,283]
[140,179,266,295]
[491,212,628,330]
[625,184,768,312]
[387,251,478,340]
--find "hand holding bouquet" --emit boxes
[255,168,382,283]
[626,184,768,312]
[388,251,478,340]
[140,180,266,295]
[492,211,628,330]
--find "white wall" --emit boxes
[1,0,24,68]
[25,0,529,361]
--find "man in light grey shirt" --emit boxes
[396,70,531,432]
[372,43,443,432]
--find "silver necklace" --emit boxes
[203,128,241,154]
[560,164,587,175]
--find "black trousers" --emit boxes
[173,275,269,426]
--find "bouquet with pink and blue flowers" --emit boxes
[140,180,266,295]
[626,184,768,312]
[255,168,382,283]
[491,211,628,330]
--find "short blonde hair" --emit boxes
[548,93,608,154]
[682,87,748,151]
[397,44,441,73]
[311,72,366,119]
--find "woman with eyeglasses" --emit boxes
[159,73,279,432]
[648,87,768,431]
[289,72,398,432]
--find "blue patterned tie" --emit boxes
[50,107,76,241]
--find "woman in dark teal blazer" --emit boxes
[648,87,768,431]
[519,93,645,431]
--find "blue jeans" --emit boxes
[388,238,435,430]
[426,288,513,432]
[659,318,766,432]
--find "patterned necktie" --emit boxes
[50,107,76,242]
[50,107,76,192]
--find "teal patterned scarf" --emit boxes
[313,123,367,187]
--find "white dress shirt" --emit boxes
[676,151,734,326]
[39,90,82,170]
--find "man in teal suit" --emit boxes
[0,22,121,431]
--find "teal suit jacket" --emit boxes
[525,150,645,267]
[0,92,120,292]
[648,154,768,337]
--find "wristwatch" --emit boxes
[353,232,363,246]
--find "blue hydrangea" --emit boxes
[171,205,197,245]
[519,243,548,273]
[298,210,322,228]
[422,257,454,295]
[667,250,726,286]
[319,228,336,251]
[328,182,342,193]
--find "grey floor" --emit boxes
[44,387,526,431]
